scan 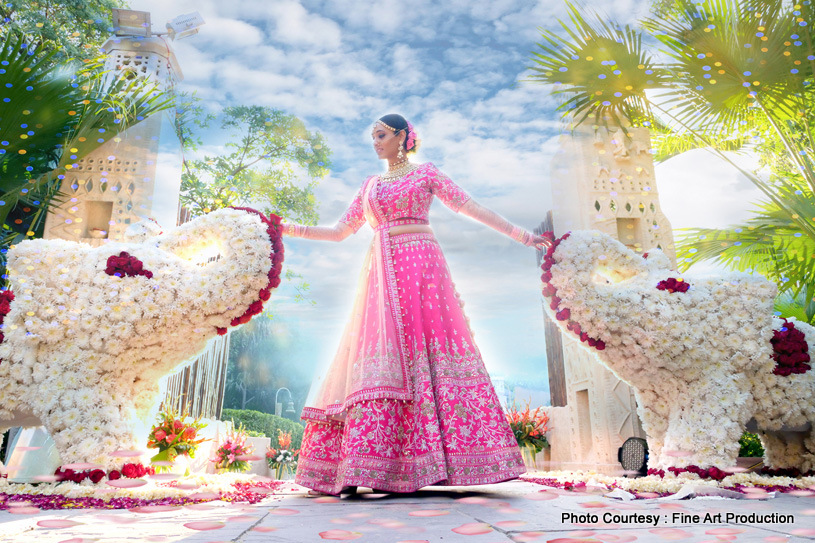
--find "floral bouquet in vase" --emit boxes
[507,403,550,468]
[147,407,207,474]
[266,430,299,480]
[213,424,253,473]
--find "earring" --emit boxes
[398,141,405,160]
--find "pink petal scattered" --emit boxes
[455,497,491,504]
[788,489,815,497]
[253,527,278,532]
[598,536,638,542]
[408,510,451,517]
[184,521,225,531]
[185,503,218,511]
[498,507,522,513]
[347,513,371,518]
[451,523,493,535]
[763,537,790,542]
[8,506,40,514]
[319,530,364,540]
[791,529,815,536]
[636,492,661,499]
[31,475,61,483]
[236,454,263,461]
[14,446,41,451]
[226,515,258,523]
[37,519,84,529]
[741,487,768,494]
[514,533,545,543]
[664,450,694,457]
[579,501,608,508]
[128,505,179,514]
[525,491,558,501]
[269,508,300,515]
[188,492,221,500]
[106,478,147,489]
[148,473,179,482]
[495,520,526,528]
[58,539,95,543]
[175,482,201,490]
[706,528,745,535]
[572,532,596,537]
[314,496,341,503]
[96,515,138,524]
[109,449,146,458]
[60,463,102,471]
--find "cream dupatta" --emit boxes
[302,175,412,422]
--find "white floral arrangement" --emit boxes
[0,207,283,473]
[540,230,815,474]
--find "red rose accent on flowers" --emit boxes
[222,208,284,333]
[0,289,14,351]
[772,319,811,376]
[105,252,153,279]
[656,277,689,293]
[108,470,121,480]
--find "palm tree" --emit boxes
[529,0,815,320]
[0,30,172,274]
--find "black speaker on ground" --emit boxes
[618,437,648,477]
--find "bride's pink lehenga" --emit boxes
[295,162,525,494]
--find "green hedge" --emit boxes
[222,409,304,450]
[739,431,765,458]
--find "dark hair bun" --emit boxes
[377,113,420,154]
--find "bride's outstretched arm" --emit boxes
[281,222,355,242]
[458,199,552,249]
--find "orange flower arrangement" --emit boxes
[506,402,550,454]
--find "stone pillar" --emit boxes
[545,123,675,472]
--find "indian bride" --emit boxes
[282,114,550,496]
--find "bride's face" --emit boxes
[371,123,404,161]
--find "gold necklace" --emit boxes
[380,161,417,181]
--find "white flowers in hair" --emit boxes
[0,208,281,470]
[541,230,815,474]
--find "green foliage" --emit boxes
[179,105,329,225]
[0,30,171,275]
[739,431,765,458]
[0,0,125,62]
[530,0,815,319]
[222,409,304,450]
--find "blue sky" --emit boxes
[134,0,764,405]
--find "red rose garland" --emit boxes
[772,318,811,376]
[216,208,284,335]
[55,463,154,484]
[540,232,606,351]
[656,277,689,293]
[0,289,14,349]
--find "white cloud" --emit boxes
[264,0,342,50]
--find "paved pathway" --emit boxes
[2,480,815,542]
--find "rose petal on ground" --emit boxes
[454,497,491,504]
[31,475,61,483]
[175,482,201,490]
[524,491,558,501]
[451,523,492,535]
[314,496,341,503]
[495,520,526,528]
[270,508,300,515]
[109,449,146,458]
[129,505,179,514]
[788,490,815,497]
[597,536,638,542]
[498,507,522,513]
[253,527,278,532]
[184,521,225,531]
[319,530,364,540]
[514,533,545,543]
[8,507,40,514]
[763,537,790,542]
[408,510,450,517]
[741,487,768,494]
[579,501,608,508]
[347,513,371,518]
[57,539,95,543]
[95,515,138,524]
[106,478,147,489]
[60,463,102,471]
[37,520,84,528]
[706,528,745,535]
[791,529,815,536]
[572,532,596,537]
[636,492,661,499]
[227,515,258,523]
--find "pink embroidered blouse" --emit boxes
[338,162,471,231]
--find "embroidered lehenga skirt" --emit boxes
[295,230,525,494]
